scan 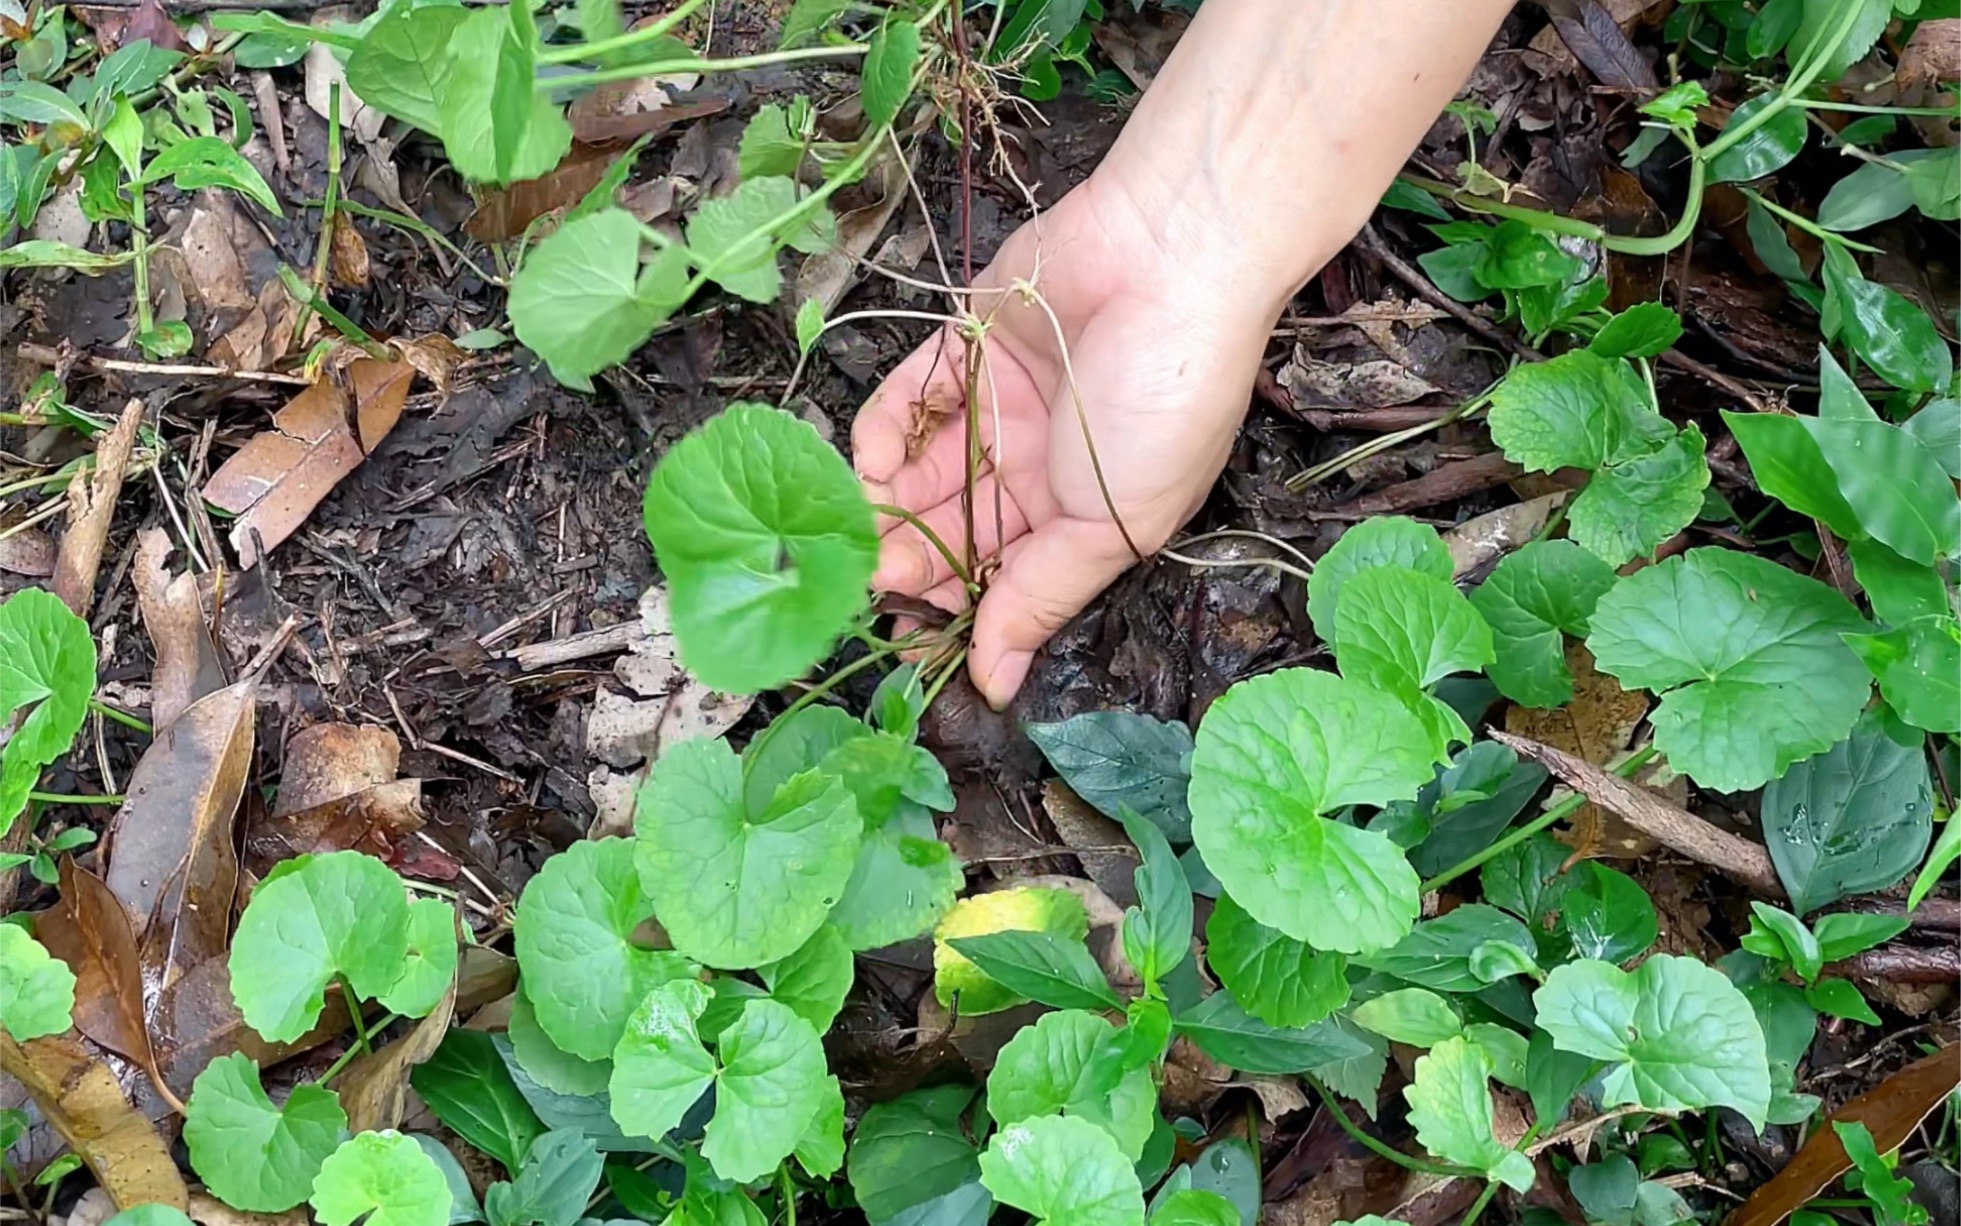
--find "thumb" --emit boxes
[970,519,1137,710]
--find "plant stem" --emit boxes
[1741,189,1885,254]
[1419,745,1661,893]
[1458,1178,1503,1226]
[875,503,975,589]
[295,80,344,349]
[738,648,899,783]
[537,45,868,92]
[276,266,393,360]
[1305,1075,1477,1179]
[89,698,152,735]
[1396,175,1609,241]
[1701,0,1872,163]
[1797,100,1961,116]
[535,0,712,65]
[27,792,123,805]
[340,978,374,1055]
[779,1165,796,1226]
[129,170,154,344]
[310,1011,401,1088]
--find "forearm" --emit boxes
[1098,0,1516,317]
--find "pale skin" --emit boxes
[853,0,1520,707]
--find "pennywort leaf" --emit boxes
[1471,541,1618,708]
[228,851,412,1043]
[1404,1037,1535,1191]
[514,838,698,1060]
[847,1085,985,1222]
[608,980,715,1145]
[1333,564,1494,750]
[1203,893,1349,1029]
[701,998,835,1183]
[860,20,921,128]
[1534,955,1771,1129]
[642,404,878,694]
[988,1010,1158,1161]
[978,1114,1146,1226]
[509,211,683,386]
[0,923,75,1040]
[1189,669,1433,955]
[312,1132,450,1226]
[0,588,96,836]
[636,737,860,969]
[1586,548,1871,791]
[186,1053,346,1212]
[1305,516,1452,645]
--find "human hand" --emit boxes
[851,171,1286,708]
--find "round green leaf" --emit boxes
[1707,94,1807,183]
[684,177,835,303]
[1586,548,1872,792]
[847,1085,984,1221]
[1471,541,1618,708]
[829,801,963,951]
[101,1208,195,1226]
[508,986,610,1096]
[979,1114,1146,1226]
[1333,564,1495,749]
[437,7,571,185]
[0,588,96,833]
[1190,669,1432,954]
[228,851,411,1043]
[1568,424,1710,567]
[1472,221,1580,290]
[311,1131,450,1226]
[344,5,466,135]
[987,1010,1158,1161]
[185,1052,347,1212]
[1405,1037,1534,1191]
[609,979,716,1143]
[514,837,697,1060]
[1762,711,1935,914]
[636,737,861,969]
[1352,988,1462,1048]
[1534,955,1771,1129]
[1203,894,1349,1028]
[642,404,878,693]
[0,924,74,1040]
[1306,516,1451,644]
[1487,351,1672,474]
[509,210,676,384]
[376,898,458,1018]
[758,923,854,1034]
[701,998,833,1183]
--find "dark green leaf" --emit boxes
[1901,399,1961,480]
[1473,221,1581,290]
[1483,833,1574,927]
[1380,180,1451,220]
[1707,94,1807,183]
[1849,540,1951,626]
[1821,253,1955,393]
[411,1030,547,1175]
[484,1131,603,1226]
[1762,709,1935,913]
[1845,615,1961,734]
[1745,902,1824,983]
[1172,993,1370,1075]
[1526,1026,1595,1129]
[1803,978,1879,1025]
[1472,541,1619,708]
[1024,712,1194,843]
[848,1085,982,1222]
[1352,905,1539,992]
[945,929,1120,1012]
[1560,862,1658,965]
[1116,804,1194,989]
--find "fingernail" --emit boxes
[978,650,1035,711]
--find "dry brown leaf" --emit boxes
[1281,354,1440,410]
[456,945,518,1015]
[275,723,400,816]
[0,523,56,577]
[0,1030,188,1211]
[329,213,370,287]
[466,146,617,243]
[133,529,227,732]
[796,147,908,315]
[336,939,458,1132]
[1726,1045,1960,1226]
[52,399,145,618]
[1504,642,1655,856]
[154,957,352,1100]
[1039,780,1139,908]
[201,358,415,566]
[38,858,178,1111]
[393,335,467,394]
[244,779,424,877]
[104,678,255,992]
[1490,731,1783,895]
[1446,493,1568,578]
[1899,19,1961,89]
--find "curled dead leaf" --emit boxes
[1727,1046,1960,1226]
[39,858,180,1113]
[0,1030,189,1211]
[53,400,145,620]
[133,528,227,732]
[1899,19,1961,90]
[275,723,400,816]
[104,678,255,992]
[201,358,415,567]
[329,213,370,288]
[245,779,424,877]
[336,937,458,1133]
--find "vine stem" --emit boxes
[536,45,868,92]
[1742,188,1885,254]
[535,0,711,65]
[1699,0,1878,163]
[89,698,151,735]
[1419,745,1660,894]
[1305,1075,1480,1179]
[875,503,975,590]
[1798,100,1961,116]
[1458,1175,1504,1226]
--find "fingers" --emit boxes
[872,476,1030,596]
[970,519,1138,710]
[850,329,964,487]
